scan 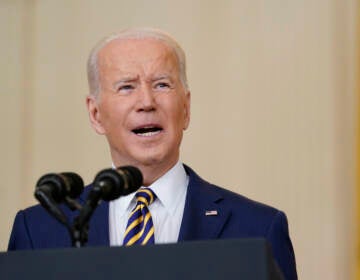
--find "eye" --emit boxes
[155,82,171,90]
[117,84,134,93]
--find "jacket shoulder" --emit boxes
[8,204,75,250]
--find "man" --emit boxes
[8,28,297,279]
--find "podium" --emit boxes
[0,238,284,279]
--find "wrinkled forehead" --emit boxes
[97,38,180,75]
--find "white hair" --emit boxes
[87,27,188,96]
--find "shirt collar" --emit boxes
[150,161,188,216]
[113,161,188,217]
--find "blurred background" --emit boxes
[1,0,359,279]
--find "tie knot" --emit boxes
[135,188,156,206]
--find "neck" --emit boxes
[112,155,179,186]
[138,162,178,186]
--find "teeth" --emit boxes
[136,130,161,137]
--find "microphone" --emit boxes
[92,166,143,200]
[74,166,142,231]
[34,172,84,224]
[35,172,84,202]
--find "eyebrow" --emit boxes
[116,76,139,83]
[150,75,174,82]
[112,76,139,88]
[112,74,175,89]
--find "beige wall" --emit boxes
[1,0,358,279]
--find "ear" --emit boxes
[86,95,106,135]
[183,91,191,130]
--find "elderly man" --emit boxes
[8,28,297,279]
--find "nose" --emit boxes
[136,85,156,112]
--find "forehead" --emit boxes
[97,38,179,74]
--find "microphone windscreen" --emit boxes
[36,174,64,202]
[93,166,143,201]
[36,172,84,202]
[60,172,84,198]
[119,166,143,195]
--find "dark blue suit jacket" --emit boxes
[8,165,297,279]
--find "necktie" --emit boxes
[123,188,157,246]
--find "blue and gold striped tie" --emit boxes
[123,188,157,246]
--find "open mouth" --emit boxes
[132,126,163,137]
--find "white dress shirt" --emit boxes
[109,161,189,245]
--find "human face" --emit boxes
[86,38,190,174]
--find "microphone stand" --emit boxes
[71,224,89,248]
[71,185,104,248]
[64,197,89,248]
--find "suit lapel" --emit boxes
[178,166,231,241]
[86,200,110,246]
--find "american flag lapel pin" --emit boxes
[205,210,218,216]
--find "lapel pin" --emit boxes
[205,210,218,216]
